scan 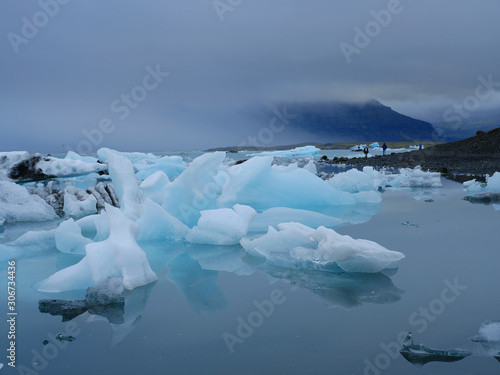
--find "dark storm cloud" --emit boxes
[1,0,499,152]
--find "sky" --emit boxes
[1,0,500,153]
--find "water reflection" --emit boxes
[253,264,404,309]
[38,244,404,349]
[400,332,472,366]
[39,280,156,348]
[167,253,227,313]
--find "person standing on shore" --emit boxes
[419,143,423,150]
[382,143,387,156]
[363,146,369,159]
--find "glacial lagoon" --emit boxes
[1,149,499,375]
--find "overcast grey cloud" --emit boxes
[1,0,499,152]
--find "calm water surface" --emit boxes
[2,178,500,375]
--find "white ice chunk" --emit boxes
[186,204,257,245]
[139,171,170,205]
[162,152,226,227]
[37,204,157,292]
[240,223,404,273]
[0,181,58,223]
[38,157,107,178]
[349,144,367,151]
[390,167,442,188]
[472,320,500,343]
[328,168,377,194]
[249,207,342,233]
[219,156,356,211]
[0,151,30,175]
[465,172,500,194]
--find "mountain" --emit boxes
[433,109,500,141]
[273,99,438,143]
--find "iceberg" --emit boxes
[0,180,58,223]
[0,151,30,179]
[349,144,366,151]
[37,204,158,292]
[38,157,107,178]
[139,171,170,205]
[464,172,500,194]
[98,149,143,220]
[162,152,227,227]
[186,204,257,245]
[55,218,92,254]
[328,168,377,194]
[219,156,356,212]
[240,223,404,273]
[471,320,500,355]
[8,153,107,182]
[136,198,189,241]
[388,167,442,189]
[63,185,98,218]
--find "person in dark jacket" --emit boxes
[363,146,369,158]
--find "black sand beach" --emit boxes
[324,128,500,181]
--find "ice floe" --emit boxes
[240,222,404,273]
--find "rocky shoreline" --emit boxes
[322,128,500,182]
